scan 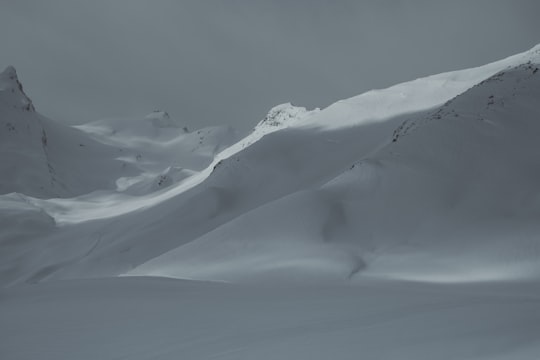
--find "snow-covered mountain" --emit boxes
[0,66,141,198]
[0,67,239,199]
[4,44,540,285]
[128,47,540,283]
[2,45,540,360]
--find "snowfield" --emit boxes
[1,44,540,359]
[2,277,540,360]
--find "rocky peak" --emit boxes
[0,66,35,112]
[256,103,314,130]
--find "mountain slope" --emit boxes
[129,49,540,283]
[0,67,239,199]
[0,66,140,198]
[1,45,539,286]
[3,45,540,360]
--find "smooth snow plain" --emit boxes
[2,277,540,360]
[1,45,540,359]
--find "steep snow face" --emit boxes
[0,66,35,112]
[0,66,58,197]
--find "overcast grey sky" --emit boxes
[1,0,539,131]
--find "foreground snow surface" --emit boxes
[2,277,540,360]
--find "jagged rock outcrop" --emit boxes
[256,103,317,130]
[0,66,35,112]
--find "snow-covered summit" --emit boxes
[144,110,188,131]
[0,66,35,112]
[525,43,540,60]
[255,103,316,130]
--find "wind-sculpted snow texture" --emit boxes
[1,45,540,360]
